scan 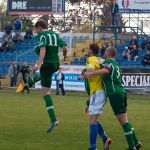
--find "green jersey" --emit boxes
[102,59,125,95]
[35,30,67,64]
[81,69,90,95]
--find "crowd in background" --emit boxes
[0,18,33,52]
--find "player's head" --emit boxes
[35,19,48,33]
[88,43,99,56]
[105,46,117,59]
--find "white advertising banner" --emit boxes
[118,0,150,13]
[35,65,86,91]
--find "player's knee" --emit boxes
[42,87,51,96]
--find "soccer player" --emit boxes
[84,46,141,150]
[79,44,111,150]
[32,19,67,133]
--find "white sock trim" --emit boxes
[47,106,54,110]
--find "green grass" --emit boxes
[0,89,149,150]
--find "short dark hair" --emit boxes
[89,43,99,55]
[35,19,48,29]
[106,46,117,57]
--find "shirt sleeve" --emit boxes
[102,60,112,72]
[59,37,67,47]
[37,34,47,49]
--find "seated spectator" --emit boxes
[0,37,9,52]
[102,41,109,49]
[13,33,23,43]
[4,21,13,37]
[24,27,34,39]
[129,36,138,48]
[13,17,22,34]
[110,40,115,47]
[128,45,139,62]
[6,39,15,52]
[142,45,150,66]
[122,47,130,60]
[141,37,148,50]
[128,44,133,50]
[0,37,14,52]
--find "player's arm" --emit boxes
[84,66,111,78]
[34,34,47,54]
[37,47,46,70]
[61,46,68,59]
[59,37,68,60]
[36,35,47,70]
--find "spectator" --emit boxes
[8,62,14,87]
[141,37,148,50]
[55,67,65,96]
[13,17,22,34]
[142,45,150,66]
[122,47,130,60]
[111,0,119,26]
[24,27,34,39]
[0,38,8,52]
[8,61,19,87]
[13,33,23,43]
[110,40,115,47]
[102,41,109,49]
[128,45,139,62]
[4,21,13,37]
[0,36,14,52]
[6,39,15,52]
[129,36,138,48]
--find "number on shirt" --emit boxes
[116,66,120,79]
[47,34,58,46]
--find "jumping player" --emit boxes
[32,19,67,133]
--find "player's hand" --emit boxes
[34,64,41,71]
[83,72,92,78]
[77,75,84,80]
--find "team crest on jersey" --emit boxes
[122,0,129,8]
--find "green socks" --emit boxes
[32,75,41,83]
[122,122,135,149]
[28,75,41,87]
[128,122,139,144]
[43,95,56,123]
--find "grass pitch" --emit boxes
[0,89,149,150]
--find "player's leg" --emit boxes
[109,93,139,150]
[89,114,99,150]
[28,70,41,87]
[88,91,111,150]
[84,81,90,115]
[96,90,112,150]
[40,63,59,133]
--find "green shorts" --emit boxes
[40,63,59,88]
[108,92,127,115]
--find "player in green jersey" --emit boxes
[84,47,141,150]
[33,19,67,133]
[78,68,90,115]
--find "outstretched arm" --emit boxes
[84,68,110,78]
